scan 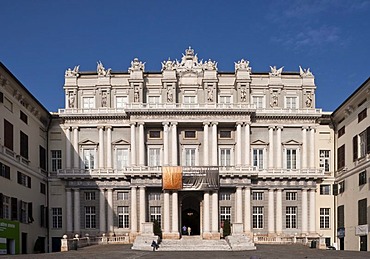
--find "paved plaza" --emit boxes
[4,244,370,259]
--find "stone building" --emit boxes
[0,62,51,254]
[47,48,335,249]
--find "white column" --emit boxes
[139,187,146,232]
[65,127,72,169]
[99,189,106,234]
[302,127,307,169]
[244,187,251,233]
[236,122,242,166]
[268,189,275,234]
[309,127,315,168]
[301,189,308,234]
[276,188,283,234]
[73,127,79,169]
[309,189,316,233]
[130,123,136,166]
[212,122,218,166]
[138,122,145,166]
[268,126,274,169]
[211,191,219,233]
[203,122,209,166]
[276,127,282,169]
[66,188,73,232]
[98,126,104,168]
[171,122,178,166]
[107,188,113,233]
[106,126,112,168]
[73,188,80,233]
[171,191,179,234]
[163,122,169,166]
[203,191,210,233]
[164,191,170,233]
[244,123,251,167]
[130,187,137,233]
[236,187,243,223]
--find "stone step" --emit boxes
[159,237,232,251]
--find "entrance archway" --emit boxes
[181,193,201,235]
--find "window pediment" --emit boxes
[79,139,98,145]
[112,139,130,145]
[282,139,301,145]
[251,139,268,145]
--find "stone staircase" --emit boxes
[158,236,232,251]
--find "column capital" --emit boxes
[105,125,112,130]
[63,126,71,131]
[65,187,72,191]
[137,122,145,126]
[203,121,210,126]
[244,122,251,126]
[211,122,218,126]
[97,126,105,130]
[171,122,178,126]
[268,125,275,130]
[276,126,283,130]
[302,126,309,130]
[72,126,79,130]
[129,122,137,126]
[236,121,243,126]
[162,121,169,126]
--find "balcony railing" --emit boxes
[56,166,325,178]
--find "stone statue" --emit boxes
[269,66,284,77]
[299,66,313,77]
[167,87,173,102]
[161,59,175,71]
[65,65,80,77]
[235,59,251,72]
[203,59,217,70]
[305,92,313,108]
[101,92,107,107]
[68,93,75,108]
[97,61,111,76]
[240,88,247,102]
[134,87,140,102]
[129,58,145,72]
[270,93,278,107]
[207,87,214,102]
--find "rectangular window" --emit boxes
[319,150,330,172]
[220,148,231,167]
[116,96,128,108]
[286,192,297,201]
[2,195,10,219]
[85,206,96,229]
[17,171,31,188]
[358,198,367,225]
[20,111,28,124]
[286,149,297,169]
[52,208,62,228]
[252,96,264,109]
[252,192,263,201]
[4,119,14,150]
[219,96,231,104]
[320,208,330,229]
[359,171,367,186]
[149,130,161,139]
[85,191,96,200]
[118,206,130,228]
[220,193,231,200]
[117,192,129,200]
[184,148,196,166]
[148,148,161,166]
[20,201,27,223]
[337,205,344,228]
[148,193,161,201]
[51,150,62,172]
[338,126,345,138]
[338,180,345,194]
[116,148,129,169]
[220,206,231,224]
[20,131,29,159]
[320,185,331,195]
[219,130,231,139]
[359,130,367,158]
[253,149,264,170]
[83,149,95,169]
[149,206,162,226]
[285,97,297,109]
[39,146,46,170]
[0,162,11,179]
[337,145,345,170]
[252,206,263,229]
[286,206,297,228]
[184,130,196,139]
[83,97,95,109]
[148,96,160,104]
[358,108,367,122]
[183,96,196,104]
[40,183,46,195]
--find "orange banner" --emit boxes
[162,166,183,190]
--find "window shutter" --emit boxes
[353,135,358,161]
[367,127,370,154]
[28,202,34,223]
[332,184,338,196]
[0,193,3,218]
[11,197,17,220]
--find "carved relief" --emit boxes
[305,92,312,108]
[167,87,173,102]
[240,88,247,102]
[134,87,140,102]
[68,92,76,108]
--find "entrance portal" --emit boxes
[181,194,201,235]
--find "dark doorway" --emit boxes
[21,232,27,254]
[52,237,61,252]
[339,238,344,250]
[181,194,201,235]
[360,235,367,251]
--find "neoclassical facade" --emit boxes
[48,48,335,249]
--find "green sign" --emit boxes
[0,219,20,254]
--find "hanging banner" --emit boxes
[182,166,219,190]
[162,166,183,190]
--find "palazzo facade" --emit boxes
[48,48,335,248]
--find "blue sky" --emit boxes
[1,0,369,112]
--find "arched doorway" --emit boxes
[181,193,201,235]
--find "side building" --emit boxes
[48,48,335,249]
[332,77,370,251]
[0,63,51,254]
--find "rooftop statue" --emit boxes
[235,59,251,72]
[65,65,80,77]
[129,58,145,72]
[299,66,313,77]
[269,66,284,77]
[97,61,111,76]
[203,59,217,71]
[161,58,176,71]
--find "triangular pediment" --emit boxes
[79,139,98,145]
[251,139,268,145]
[112,139,130,145]
[282,139,301,145]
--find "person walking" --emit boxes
[187,226,191,236]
